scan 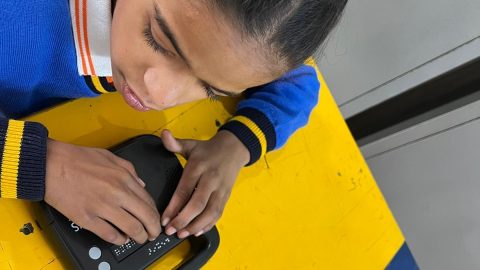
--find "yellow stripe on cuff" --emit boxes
[1,120,25,199]
[230,116,268,157]
[91,76,109,94]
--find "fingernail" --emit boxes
[195,230,204,237]
[165,227,176,236]
[136,177,146,187]
[178,231,190,239]
[124,237,131,245]
[149,237,156,242]
[162,218,170,227]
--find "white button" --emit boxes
[88,246,102,260]
[98,261,111,270]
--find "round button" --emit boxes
[88,246,102,260]
[98,261,111,270]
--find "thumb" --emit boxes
[161,130,196,159]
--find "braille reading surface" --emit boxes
[109,234,181,263]
[109,239,143,262]
[148,236,172,256]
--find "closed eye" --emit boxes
[202,84,221,101]
[143,23,175,57]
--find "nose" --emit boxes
[143,68,182,109]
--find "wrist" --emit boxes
[45,139,76,203]
[216,130,250,167]
[219,108,276,166]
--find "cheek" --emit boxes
[110,2,148,72]
[143,68,179,106]
[143,67,206,108]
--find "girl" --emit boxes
[0,0,347,246]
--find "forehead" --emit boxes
[156,0,277,91]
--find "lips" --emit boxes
[120,82,151,112]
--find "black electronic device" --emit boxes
[34,135,220,270]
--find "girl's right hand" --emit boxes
[44,139,161,246]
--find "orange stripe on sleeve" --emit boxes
[75,0,88,74]
[82,0,96,76]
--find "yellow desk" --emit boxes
[0,72,410,269]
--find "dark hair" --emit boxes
[210,0,348,70]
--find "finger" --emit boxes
[114,157,146,187]
[165,177,213,238]
[101,208,149,244]
[124,174,157,211]
[198,223,216,236]
[160,130,196,158]
[136,177,146,188]
[121,189,162,241]
[107,159,159,238]
[179,191,226,238]
[84,217,127,246]
[104,166,156,211]
[161,162,202,227]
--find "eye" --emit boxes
[202,84,220,101]
[143,23,174,57]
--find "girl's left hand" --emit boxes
[160,129,250,238]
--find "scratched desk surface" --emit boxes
[0,71,404,269]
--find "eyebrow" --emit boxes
[153,3,191,67]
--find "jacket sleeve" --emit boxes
[220,58,320,166]
[0,117,48,201]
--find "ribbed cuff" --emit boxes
[0,119,48,201]
[219,108,276,166]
